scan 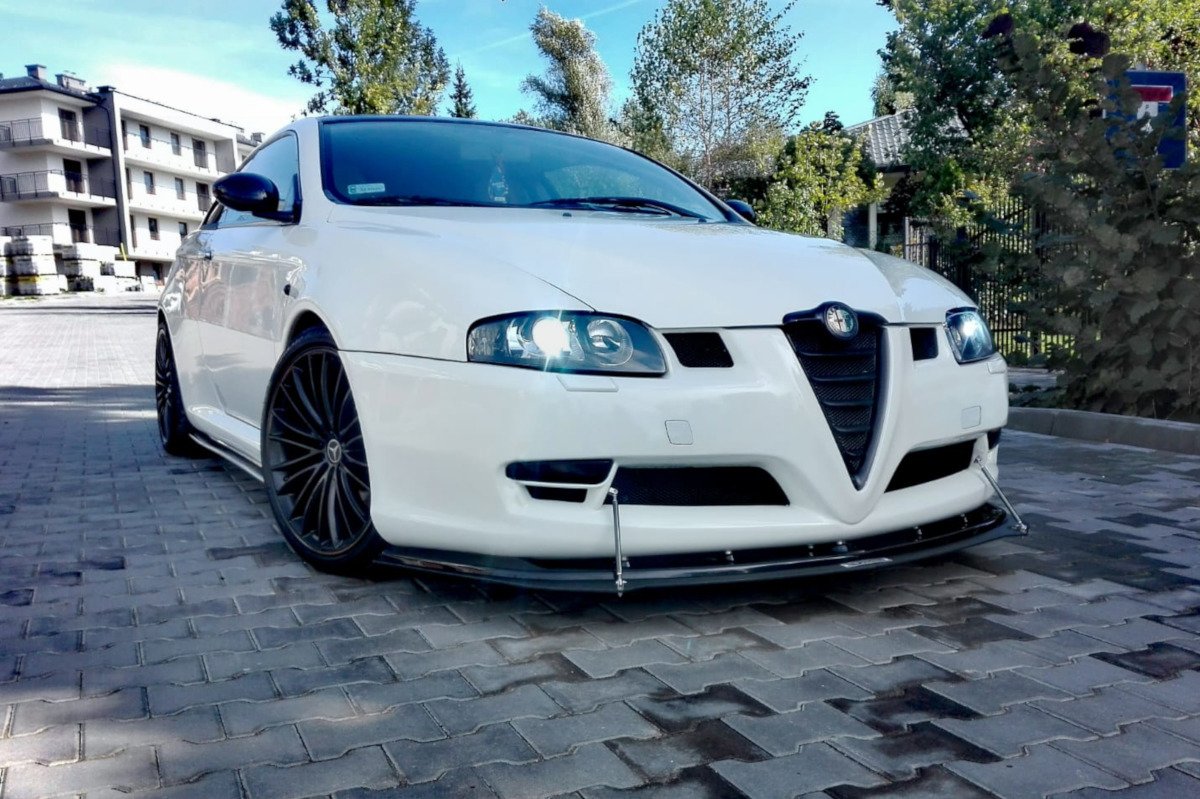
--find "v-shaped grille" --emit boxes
[784,318,883,485]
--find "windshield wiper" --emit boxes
[345,194,497,208]
[527,196,708,220]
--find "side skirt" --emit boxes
[189,432,265,483]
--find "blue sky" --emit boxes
[0,0,897,135]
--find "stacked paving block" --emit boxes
[59,242,105,292]
[101,257,140,292]
[0,237,12,297]
[10,236,65,296]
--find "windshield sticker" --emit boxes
[347,182,386,196]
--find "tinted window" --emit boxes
[216,134,300,227]
[321,120,725,221]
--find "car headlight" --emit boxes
[467,311,667,375]
[945,309,996,364]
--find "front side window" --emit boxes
[214,133,300,228]
[320,120,727,222]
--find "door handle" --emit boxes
[200,246,213,261]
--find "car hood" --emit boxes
[327,206,972,328]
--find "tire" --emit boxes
[155,321,200,456]
[261,327,385,573]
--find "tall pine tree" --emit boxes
[449,63,476,118]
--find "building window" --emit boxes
[125,168,131,194]
[170,132,181,155]
[143,171,155,195]
[196,182,210,211]
[121,121,128,151]
[129,215,137,247]
[58,109,79,142]
[148,217,160,240]
[192,138,207,169]
[174,177,185,199]
[139,124,151,148]
[178,222,188,238]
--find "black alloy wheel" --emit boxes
[155,322,199,456]
[261,327,384,572]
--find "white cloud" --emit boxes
[93,63,308,136]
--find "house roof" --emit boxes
[845,108,916,172]
[0,74,95,102]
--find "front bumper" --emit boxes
[376,502,1016,592]
[342,324,1009,559]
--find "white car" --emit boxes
[156,116,1023,594]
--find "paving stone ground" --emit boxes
[1,292,1199,799]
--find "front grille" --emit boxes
[664,332,733,368]
[886,440,976,492]
[606,466,788,506]
[784,318,883,482]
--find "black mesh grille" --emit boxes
[784,319,883,481]
[886,440,976,492]
[664,333,733,368]
[606,467,787,506]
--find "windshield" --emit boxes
[320,119,728,222]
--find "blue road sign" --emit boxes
[1121,70,1188,169]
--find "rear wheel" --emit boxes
[155,322,200,456]
[261,327,384,573]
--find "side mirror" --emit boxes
[725,199,757,224]
[213,173,290,221]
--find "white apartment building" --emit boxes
[0,64,263,279]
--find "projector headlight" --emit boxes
[945,309,996,364]
[467,311,667,375]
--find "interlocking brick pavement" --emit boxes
[1,293,1199,798]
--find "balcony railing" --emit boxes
[1,222,120,246]
[0,170,117,201]
[122,132,216,172]
[125,182,212,214]
[0,117,109,149]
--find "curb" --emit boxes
[1008,407,1200,456]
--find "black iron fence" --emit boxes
[902,205,1072,361]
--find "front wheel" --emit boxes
[261,327,384,573]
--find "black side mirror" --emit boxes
[213,173,291,221]
[725,199,757,224]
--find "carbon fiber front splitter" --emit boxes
[375,502,1017,594]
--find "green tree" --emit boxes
[629,0,811,189]
[991,28,1200,421]
[878,0,1199,219]
[870,70,913,117]
[753,118,885,239]
[448,63,476,118]
[270,0,449,116]
[520,8,616,141]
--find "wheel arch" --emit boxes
[284,308,335,348]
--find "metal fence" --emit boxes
[901,206,1073,361]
